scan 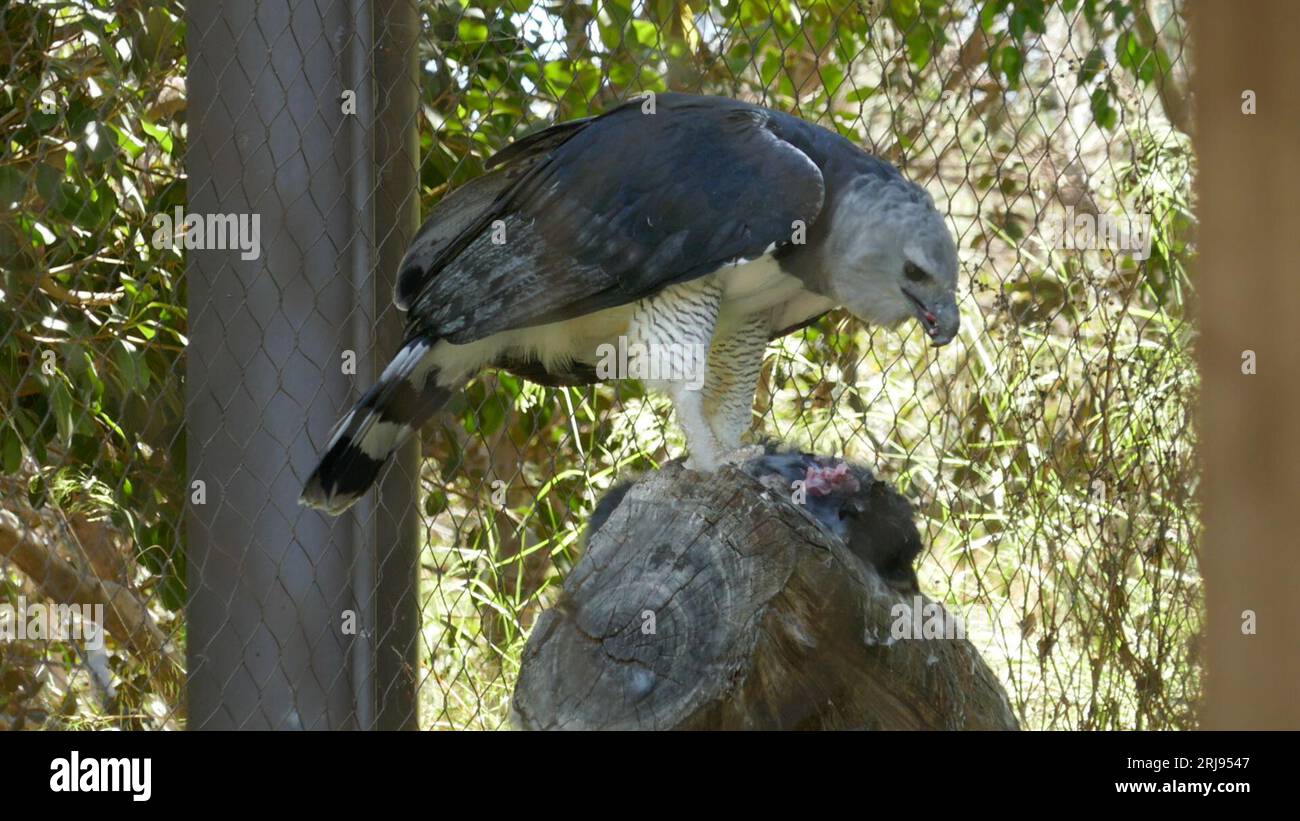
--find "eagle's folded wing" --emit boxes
[396,94,828,344]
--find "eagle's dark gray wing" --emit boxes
[397,94,827,344]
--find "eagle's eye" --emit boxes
[904,261,929,283]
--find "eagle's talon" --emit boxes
[682,454,719,473]
[720,444,766,466]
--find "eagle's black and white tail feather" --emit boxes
[300,338,449,514]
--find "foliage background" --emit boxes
[0,0,1197,730]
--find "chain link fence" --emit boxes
[0,0,1197,730]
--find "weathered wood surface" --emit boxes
[512,462,1019,730]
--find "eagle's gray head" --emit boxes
[820,175,960,346]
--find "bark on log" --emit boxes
[513,462,1019,730]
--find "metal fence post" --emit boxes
[369,0,422,731]
[185,0,420,729]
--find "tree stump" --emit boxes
[512,461,1019,730]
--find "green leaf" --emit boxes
[890,0,920,28]
[847,85,878,103]
[35,163,65,208]
[1137,54,1157,85]
[112,123,147,158]
[457,18,489,44]
[980,0,1008,32]
[140,118,173,153]
[0,167,25,208]
[820,63,846,97]
[424,488,449,517]
[1116,31,1147,72]
[1009,8,1028,39]
[760,52,783,87]
[113,339,143,392]
[1090,86,1118,129]
[905,24,933,69]
[630,19,659,48]
[999,46,1024,88]
[50,379,75,446]
[542,61,573,90]
[1,427,21,474]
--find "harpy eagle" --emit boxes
[301,93,960,514]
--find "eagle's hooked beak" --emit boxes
[901,288,960,347]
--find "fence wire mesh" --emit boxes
[1,0,1198,730]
